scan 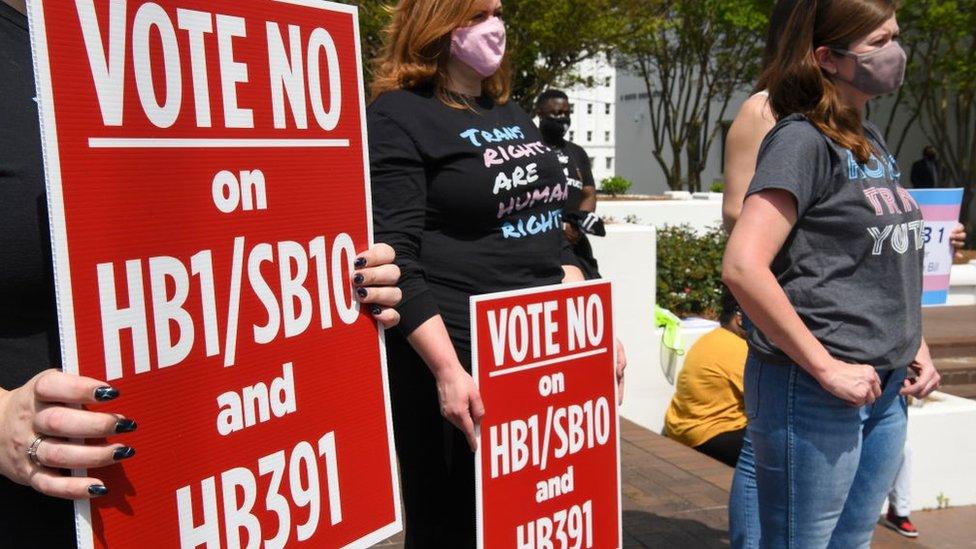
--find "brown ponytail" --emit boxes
[758,0,897,163]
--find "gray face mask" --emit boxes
[831,41,907,96]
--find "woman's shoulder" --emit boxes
[735,91,774,124]
[727,92,776,147]
[367,86,437,119]
[766,114,825,145]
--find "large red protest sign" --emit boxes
[28,0,400,547]
[471,281,621,549]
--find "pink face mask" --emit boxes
[450,16,507,78]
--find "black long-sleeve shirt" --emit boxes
[0,3,74,545]
[368,87,573,349]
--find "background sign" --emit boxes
[29,1,400,547]
[909,188,965,306]
[471,281,621,549]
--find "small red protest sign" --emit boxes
[471,281,621,549]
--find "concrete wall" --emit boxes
[904,392,976,510]
[588,224,658,429]
[949,262,976,306]
[597,198,723,233]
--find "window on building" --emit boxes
[587,104,593,115]
[605,104,611,115]
[604,131,611,142]
[586,131,593,142]
[569,103,575,114]
[568,131,575,141]
[589,157,596,168]
[606,157,614,170]
[605,76,612,87]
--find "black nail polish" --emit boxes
[357,288,368,299]
[113,447,135,460]
[115,419,137,433]
[353,273,365,285]
[88,485,109,497]
[354,257,368,269]
[94,387,119,402]
[371,305,383,316]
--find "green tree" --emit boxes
[503,0,631,110]
[614,0,772,192]
[341,0,630,110]
[340,0,391,85]
[877,0,976,237]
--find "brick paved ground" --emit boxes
[376,419,975,548]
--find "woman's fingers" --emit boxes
[369,307,401,329]
[355,243,395,269]
[28,468,108,500]
[353,264,400,288]
[615,338,627,378]
[459,412,478,452]
[31,370,117,405]
[33,405,135,439]
[35,439,134,470]
[355,286,402,308]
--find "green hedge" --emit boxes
[599,176,632,197]
[656,224,727,319]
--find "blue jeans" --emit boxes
[729,355,907,548]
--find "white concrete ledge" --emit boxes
[598,200,722,233]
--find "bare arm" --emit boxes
[723,190,882,405]
[579,185,597,213]
[562,264,585,282]
[722,95,776,233]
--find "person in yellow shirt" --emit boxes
[664,288,747,467]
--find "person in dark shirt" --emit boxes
[535,89,604,279]
[0,0,401,544]
[368,1,624,546]
[909,145,939,188]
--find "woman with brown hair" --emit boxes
[722,1,940,546]
[367,0,622,546]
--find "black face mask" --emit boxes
[539,115,570,141]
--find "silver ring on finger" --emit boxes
[26,435,46,467]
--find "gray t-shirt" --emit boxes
[746,114,923,372]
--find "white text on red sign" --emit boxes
[77,0,344,133]
[486,295,606,373]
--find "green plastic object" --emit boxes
[655,306,685,356]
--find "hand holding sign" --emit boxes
[437,366,485,452]
[951,223,967,259]
[614,337,627,405]
[352,243,402,329]
[0,370,133,500]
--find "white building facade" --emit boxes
[562,56,617,185]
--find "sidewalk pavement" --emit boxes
[377,419,976,548]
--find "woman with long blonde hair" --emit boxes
[367,0,622,545]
